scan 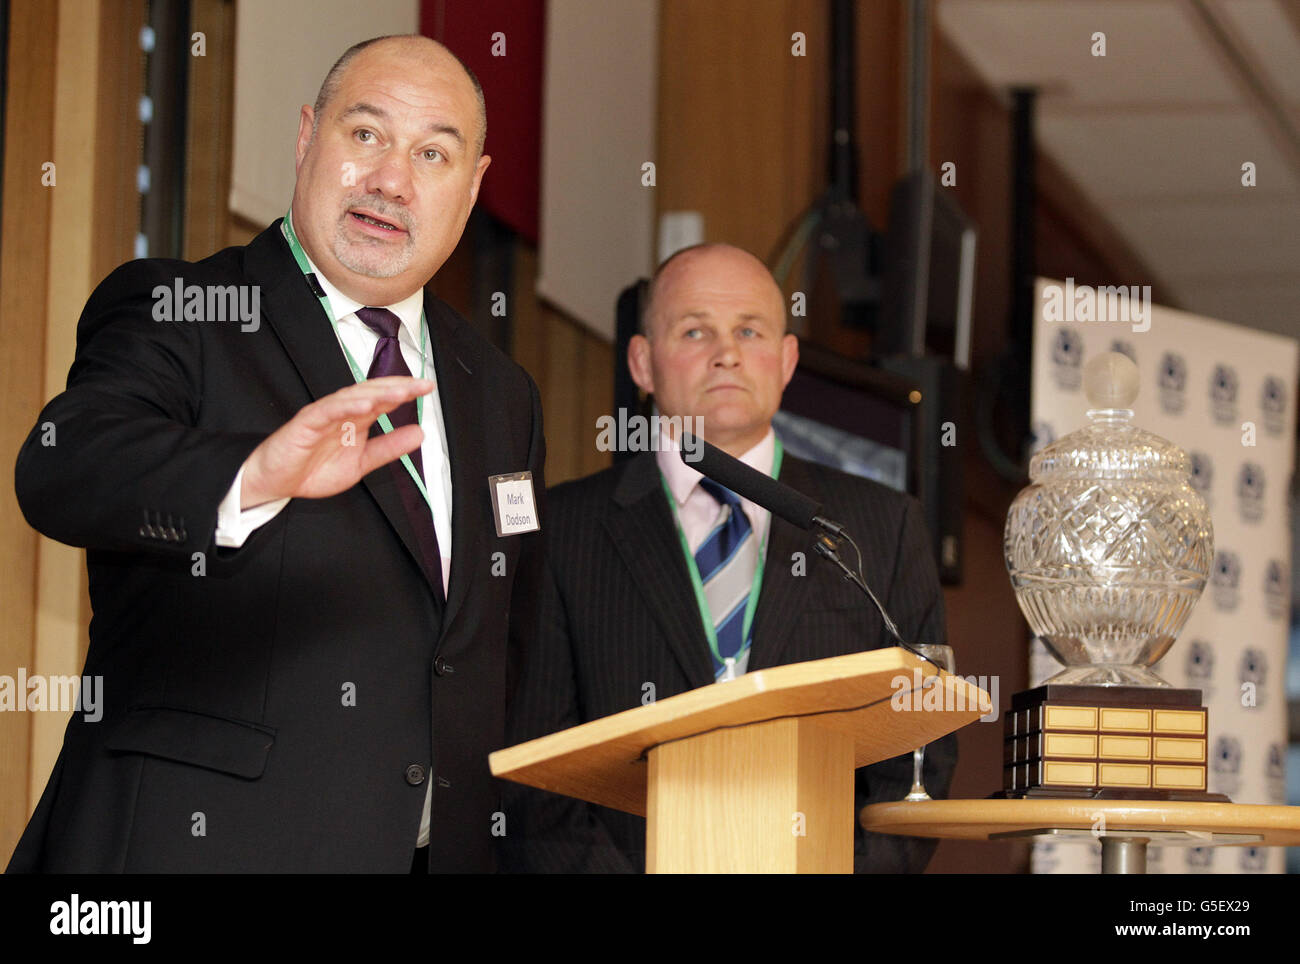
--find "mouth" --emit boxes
[348,209,408,236]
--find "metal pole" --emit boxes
[906,0,929,174]
[1100,837,1149,874]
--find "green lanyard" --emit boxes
[660,437,784,673]
[280,211,435,513]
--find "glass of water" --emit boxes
[904,643,955,802]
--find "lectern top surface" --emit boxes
[491,647,986,816]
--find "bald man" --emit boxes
[10,35,544,872]
[503,244,954,873]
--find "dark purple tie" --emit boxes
[356,306,424,481]
[355,306,442,598]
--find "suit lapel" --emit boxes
[246,222,445,600]
[425,295,483,635]
[606,454,716,689]
[748,456,823,671]
[246,222,355,403]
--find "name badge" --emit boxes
[488,471,540,537]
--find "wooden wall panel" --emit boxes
[654,0,904,361]
[0,0,59,864]
[1,0,147,856]
[93,0,145,283]
[185,0,237,262]
[656,0,825,262]
[31,0,101,823]
[510,244,613,487]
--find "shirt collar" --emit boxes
[657,427,776,507]
[303,251,426,351]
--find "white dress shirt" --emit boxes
[214,255,455,595]
[656,429,776,678]
[656,428,776,554]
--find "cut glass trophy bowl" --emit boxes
[1004,353,1214,687]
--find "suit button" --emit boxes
[433,656,453,676]
[404,764,426,786]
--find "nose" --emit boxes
[711,333,741,367]
[363,148,413,204]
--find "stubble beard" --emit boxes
[331,205,416,279]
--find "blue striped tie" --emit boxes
[695,479,758,678]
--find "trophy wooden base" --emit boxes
[1000,684,1218,801]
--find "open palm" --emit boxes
[241,376,432,508]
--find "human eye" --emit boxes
[354,128,376,144]
[421,147,446,163]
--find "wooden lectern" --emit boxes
[491,648,986,873]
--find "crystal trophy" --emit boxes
[999,352,1222,800]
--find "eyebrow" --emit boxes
[338,102,466,147]
[677,310,769,322]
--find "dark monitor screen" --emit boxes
[880,170,976,368]
[775,345,919,496]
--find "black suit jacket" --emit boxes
[501,450,956,873]
[8,221,545,872]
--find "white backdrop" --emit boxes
[1027,277,1297,874]
[231,0,420,226]
[536,0,658,340]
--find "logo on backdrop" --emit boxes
[1145,845,1164,871]
[1236,462,1264,523]
[1108,339,1136,364]
[1186,846,1214,870]
[1264,560,1287,620]
[1032,842,1062,874]
[1261,376,1287,436]
[1210,550,1240,611]
[1238,649,1267,708]
[1050,329,1083,390]
[1211,735,1241,798]
[1157,352,1186,415]
[1188,452,1213,500]
[1029,421,1056,454]
[1184,640,1214,698]
[1266,743,1285,802]
[1209,364,1238,425]
[1239,847,1267,873]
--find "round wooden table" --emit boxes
[861,799,1300,873]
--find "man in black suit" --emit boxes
[502,244,954,873]
[8,35,544,872]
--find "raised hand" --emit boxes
[239,376,433,508]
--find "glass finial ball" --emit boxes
[1083,351,1139,409]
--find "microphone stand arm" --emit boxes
[811,527,940,668]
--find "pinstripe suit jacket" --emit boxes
[501,450,956,873]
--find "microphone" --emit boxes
[685,434,833,534]
[681,434,909,647]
